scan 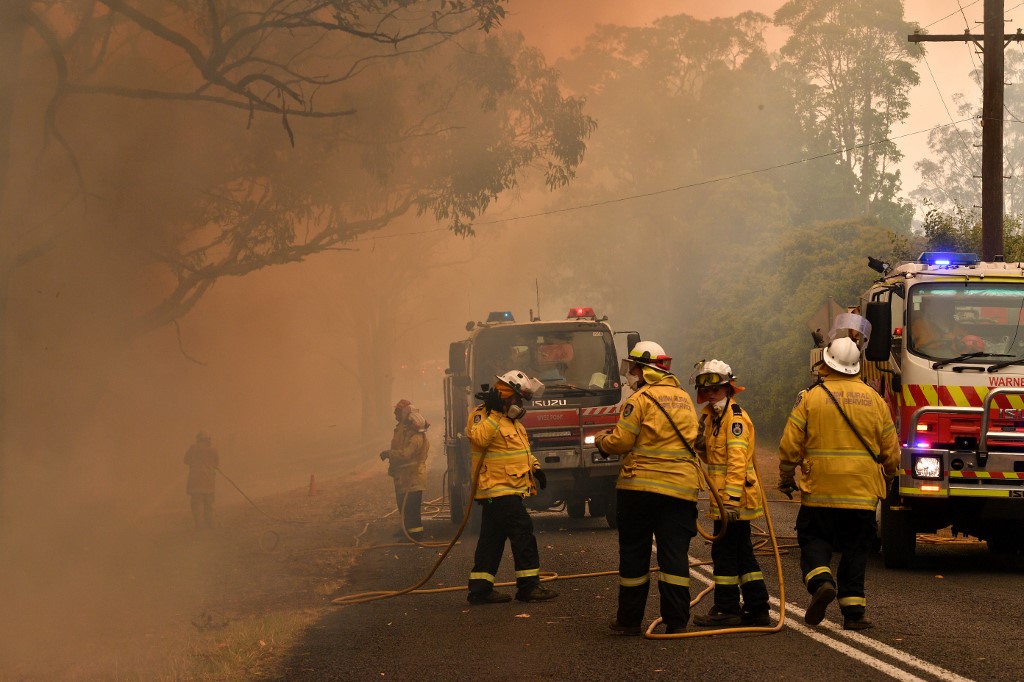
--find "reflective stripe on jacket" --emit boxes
[466,405,539,500]
[595,374,701,502]
[699,401,762,520]
[778,374,900,511]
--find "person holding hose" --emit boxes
[778,335,899,631]
[380,399,430,540]
[465,370,557,605]
[690,359,770,628]
[596,341,699,636]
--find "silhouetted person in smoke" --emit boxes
[185,430,219,530]
[380,399,430,540]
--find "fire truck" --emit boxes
[443,307,636,528]
[858,252,1024,566]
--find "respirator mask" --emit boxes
[506,402,526,420]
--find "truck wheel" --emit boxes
[588,495,608,518]
[605,492,618,529]
[986,531,1018,555]
[880,498,916,569]
[567,498,586,519]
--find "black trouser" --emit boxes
[616,489,697,630]
[710,519,769,616]
[393,482,424,536]
[468,495,540,596]
[796,506,877,619]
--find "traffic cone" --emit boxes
[308,474,317,496]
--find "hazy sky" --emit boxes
[503,0,1002,211]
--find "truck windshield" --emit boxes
[907,283,1024,361]
[472,325,620,393]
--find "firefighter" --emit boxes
[184,430,218,530]
[465,370,557,605]
[380,399,430,540]
[595,341,700,636]
[690,360,770,628]
[778,336,900,631]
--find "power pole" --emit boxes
[910,0,1024,261]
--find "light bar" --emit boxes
[567,307,597,319]
[486,311,515,323]
[919,252,979,266]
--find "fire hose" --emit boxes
[331,449,793,641]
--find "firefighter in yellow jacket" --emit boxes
[596,341,700,636]
[778,336,899,631]
[465,370,557,605]
[690,360,770,628]
[379,399,430,540]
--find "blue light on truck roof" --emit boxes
[919,252,979,266]
[486,311,515,323]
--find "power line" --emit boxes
[356,117,975,240]
[923,0,981,29]
[923,51,981,167]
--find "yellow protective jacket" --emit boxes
[778,373,900,511]
[387,422,429,493]
[595,374,701,502]
[465,405,540,500]
[698,400,762,521]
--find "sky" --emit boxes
[502,0,1008,212]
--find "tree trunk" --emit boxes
[0,2,29,527]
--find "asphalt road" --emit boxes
[275,494,1024,682]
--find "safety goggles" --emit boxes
[694,372,728,388]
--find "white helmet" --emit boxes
[823,337,861,375]
[626,341,672,371]
[691,359,734,388]
[495,370,546,400]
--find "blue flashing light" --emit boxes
[486,311,515,323]
[919,252,980,266]
[915,441,930,449]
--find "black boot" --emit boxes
[467,590,512,605]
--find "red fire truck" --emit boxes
[860,252,1024,566]
[443,308,636,528]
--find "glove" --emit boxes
[534,469,547,490]
[379,450,390,461]
[723,499,740,522]
[483,387,504,414]
[778,473,797,500]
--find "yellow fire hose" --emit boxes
[334,443,796,644]
[644,451,788,638]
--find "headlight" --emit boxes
[912,455,943,480]
[584,435,596,445]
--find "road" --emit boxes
[274,494,1024,682]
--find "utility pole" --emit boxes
[910,0,1024,261]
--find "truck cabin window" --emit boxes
[907,284,1024,360]
[472,328,619,392]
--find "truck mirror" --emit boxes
[626,332,641,353]
[864,301,891,362]
[448,341,468,376]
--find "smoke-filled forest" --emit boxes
[4,0,1024,677]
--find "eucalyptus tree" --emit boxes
[775,0,922,224]
[0,0,594,501]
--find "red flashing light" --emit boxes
[894,327,903,337]
[568,307,597,319]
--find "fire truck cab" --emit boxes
[443,308,633,528]
[861,252,1024,566]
